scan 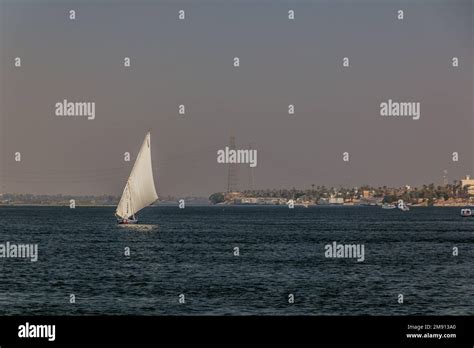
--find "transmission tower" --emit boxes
[247,142,254,191]
[227,136,238,192]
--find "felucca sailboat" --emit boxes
[115,132,158,224]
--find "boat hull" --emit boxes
[117,218,138,224]
[460,209,472,217]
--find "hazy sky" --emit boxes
[0,0,472,197]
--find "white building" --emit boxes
[461,175,474,195]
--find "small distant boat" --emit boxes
[460,208,472,217]
[397,199,410,211]
[115,132,158,224]
[382,203,396,209]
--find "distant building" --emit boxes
[328,197,344,205]
[461,175,474,195]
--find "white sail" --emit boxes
[116,132,158,219]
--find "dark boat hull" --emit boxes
[117,218,138,224]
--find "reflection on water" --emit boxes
[117,224,158,232]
